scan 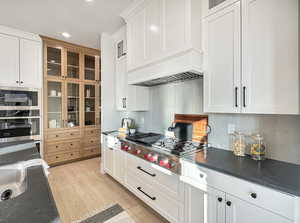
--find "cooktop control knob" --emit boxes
[159,159,172,169]
[134,149,141,155]
[149,154,158,162]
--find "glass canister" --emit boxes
[230,132,246,157]
[250,134,266,160]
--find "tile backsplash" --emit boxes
[126,78,300,165]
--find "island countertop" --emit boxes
[182,147,300,197]
[0,144,60,223]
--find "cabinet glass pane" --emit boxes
[84,55,95,80]
[47,81,62,128]
[47,47,61,76]
[209,0,227,9]
[67,51,79,79]
[84,85,95,126]
[67,83,80,127]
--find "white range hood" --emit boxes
[120,0,203,86]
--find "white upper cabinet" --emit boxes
[20,39,42,88]
[203,2,241,113]
[0,33,19,87]
[203,0,299,114]
[0,26,42,89]
[114,26,150,111]
[241,0,299,114]
[121,0,203,85]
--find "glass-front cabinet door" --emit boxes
[84,55,96,81]
[84,84,96,126]
[47,46,62,77]
[66,82,80,128]
[47,81,63,129]
[67,50,80,79]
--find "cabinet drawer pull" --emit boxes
[218,197,223,202]
[56,146,59,148]
[91,131,94,134]
[251,193,257,199]
[56,156,59,159]
[243,86,246,107]
[137,187,156,201]
[235,87,238,107]
[199,173,204,178]
[70,153,73,156]
[137,166,156,177]
[70,144,73,146]
[55,135,59,138]
[226,201,232,206]
[70,133,74,136]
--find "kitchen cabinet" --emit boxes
[0,31,42,89]
[181,160,298,223]
[241,0,299,114]
[43,37,101,166]
[121,0,202,85]
[113,148,126,184]
[225,194,292,223]
[0,33,19,87]
[203,1,241,113]
[20,39,42,88]
[103,146,114,176]
[184,183,226,223]
[203,0,299,114]
[114,28,150,111]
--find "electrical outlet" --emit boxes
[228,124,235,134]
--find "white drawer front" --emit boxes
[126,153,182,199]
[181,160,296,220]
[126,172,183,223]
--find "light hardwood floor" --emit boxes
[48,158,170,223]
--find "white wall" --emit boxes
[101,33,121,131]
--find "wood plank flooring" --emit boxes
[48,157,170,223]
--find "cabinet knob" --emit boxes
[20,81,24,84]
[56,135,59,137]
[226,201,232,206]
[16,80,19,83]
[218,197,223,202]
[56,156,59,159]
[251,193,257,199]
[56,146,59,148]
[199,174,204,178]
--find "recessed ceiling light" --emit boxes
[62,32,71,38]
[85,0,94,2]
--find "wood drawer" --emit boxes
[46,140,80,154]
[181,160,296,220]
[45,151,80,165]
[83,147,100,157]
[126,172,183,223]
[84,128,100,137]
[84,137,100,147]
[126,153,182,200]
[46,130,80,141]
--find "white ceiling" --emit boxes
[0,0,133,49]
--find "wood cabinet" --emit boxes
[121,0,202,85]
[203,0,299,114]
[43,37,101,166]
[0,28,42,88]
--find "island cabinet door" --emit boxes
[225,194,293,223]
[184,183,225,223]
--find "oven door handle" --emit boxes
[137,166,156,177]
[137,187,156,201]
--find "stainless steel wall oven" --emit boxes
[0,87,41,142]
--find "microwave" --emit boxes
[0,87,41,110]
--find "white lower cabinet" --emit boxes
[103,146,114,176]
[225,194,292,223]
[113,149,126,184]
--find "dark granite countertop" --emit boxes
[0,146,60,223]
[182,147,300,197]
[102,130,118,136]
